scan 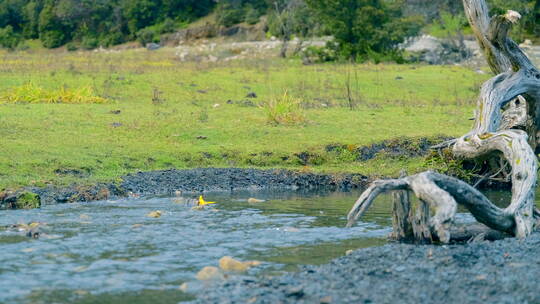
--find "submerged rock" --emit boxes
[196,266,224,281]
[146,210,162,218]
[219,256,261,273]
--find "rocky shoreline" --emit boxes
[0,168,370,209]
[0,136,452,209]
[196,233,540,303]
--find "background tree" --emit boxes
[305,0,423,61]
[268,0,318,57]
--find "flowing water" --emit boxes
[0,188,517,303]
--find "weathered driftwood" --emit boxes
[347,0,540,243]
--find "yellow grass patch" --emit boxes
[0,83,108,104]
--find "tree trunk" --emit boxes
[347,0,540,243]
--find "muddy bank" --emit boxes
[196,233,540,303]
[0,136,499,208]
[1,168,369,207]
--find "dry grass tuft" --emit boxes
[261,91,306,125]
[0,83,108,104]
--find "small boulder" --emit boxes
[146,43,161,51]
[196,266,224,280]
[219,256,260,272]
[147,210,162,218]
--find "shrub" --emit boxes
[306,0,423,62]
[136,27,158,46]
[216,3,245,27]
[261,92,306,125]
[40,30,65,48]
[0,26,22,50]
[81,37,99,50]
[301,45,338,63]
[244,6,260,24]
[66,42,78,52]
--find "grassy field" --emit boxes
[0,48,489,189]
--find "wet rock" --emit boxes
[146,210,162,218]
[120,168,369,198]
[247,198,265,203]
[286,286,304,299]
[219,256,260,273]
[24,168,370,206]
[196,266,224,281]
[246,92,257,98]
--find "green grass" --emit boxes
[0,48,489,189]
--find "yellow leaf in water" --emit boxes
[147,210,162,218]
[132,224,143,229]
[198,195,216,206]
[21,248,36,253]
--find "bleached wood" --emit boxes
[348,0,540,241]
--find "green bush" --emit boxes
[81,37,99,50]
[40,30,65,48]
[301,45,338,63]
[99,32,124,47]
[0,26,22,49]
[66,42,78,51]
[244,6,260,24]
[13,192,41,209]
[160,18,177,33]
[306,0,423,62]
[136,27,158,45]
[216,3,245,27]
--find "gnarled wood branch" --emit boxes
[347,0,540,242]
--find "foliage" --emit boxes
[0,26,22,49]
[267,0,318,39]
[301,45,338,63]
[261,91,306,125]
[0,0,215,49]
[13,192,40,209]
[215,0,268,27]
[0,83,108,104]
[305,0,423,61]
[425,12,468,39]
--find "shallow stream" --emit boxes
[0,188,516,303]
